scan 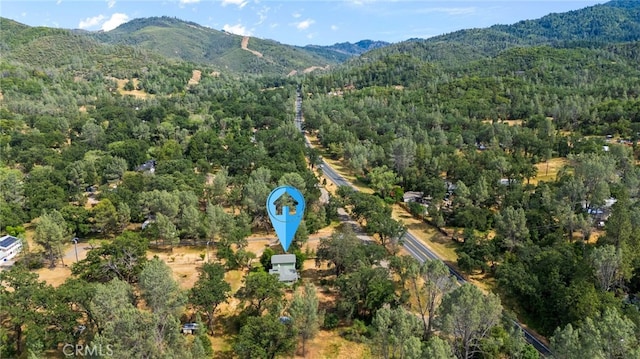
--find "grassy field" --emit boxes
[531,157,568,184]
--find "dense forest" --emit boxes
[2,1,640,358]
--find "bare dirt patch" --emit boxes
[110,77,150,99]
[36,266,73,287]
[147,246,207,289]
[188,70,202,86]
[481,119,524,126]
[241,36,263,58]
[302,66,329,74]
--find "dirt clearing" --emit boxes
[188,70,202,86]
[241,36,263,58]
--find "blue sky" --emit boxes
[2,0,606,46]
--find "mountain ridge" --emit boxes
[353,0,640,67]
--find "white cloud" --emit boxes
[256,6,270,25]
[21,12,27,17]
[102,13,129,31]
[292,12,301,18]
[330,25,338,31]
[221,0,248,8]
[107,0,116,8]
[79,15,106,29]
[418,7,476,16]
[56,0,62,4]
[223,23,252,36]
[180,0,200,3]
[296,19,314,30]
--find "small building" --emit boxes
[136,159,156,173]
[180,323,199,335]
[269,254,299,283]
[0,235,22,262]
[403,191,424,203]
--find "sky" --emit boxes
[2,0,607,46]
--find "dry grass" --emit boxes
[391,205,459,264]
[35,266,73,287]
[111,77,151,99]
[147,246,207,289]
[531,157,568,184]
[294,330,372,359]
[188,70,202,86]
[306,134,373,194]
[481,119,524,126]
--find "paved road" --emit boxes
[295,87,552,357]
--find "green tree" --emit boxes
[179,204,201,241]
[336,266,396,320]
[81,119,105,148]
[233,314,297,359]
[316,225,385,276]
[551,308,639,359]
[72,231,148,284]
[437,283,503,359]
[288,282,321,355]
[373,306,423,359]
[390,137,417,176]
[243,167,272,229]
[369,165,398,198]
[154,212,179,249]
[189,262,231,334]
[116,202,131,232]
[34,210,68,267]
[424,336,455,359]
[92,198,118,237]
[590,245,624,292]
[495,206,530,252]
[206,167,228,203]
[89,279,160,358]
[139,258,186,314]
[0,266,52,357]
[139,258,186,349]
[411,259,455,337]
[235,270,284,316]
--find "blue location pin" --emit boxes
[266,186,306,252]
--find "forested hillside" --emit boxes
[353,0,640,67]
[1,1,640,358]
[299,0,640,353]
[92,16,341,75]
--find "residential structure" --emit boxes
[268,254,299,283]
[0,235,22,262]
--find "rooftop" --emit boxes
[0,235,20,249]
[271,254,296,264]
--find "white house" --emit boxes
[0,235,22,262]
[269,254,299,283]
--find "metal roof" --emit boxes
[271,254,296,264]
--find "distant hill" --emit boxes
[91,16,341,75]
[0,17,170,78]
[303,40,390,62]
[358,0,640,67]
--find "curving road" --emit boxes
[296,87,552,357]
